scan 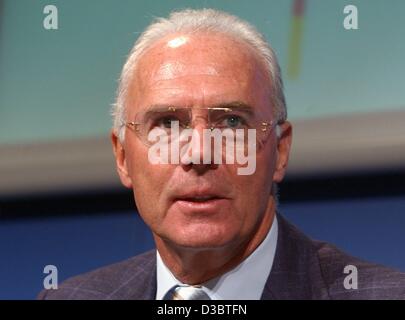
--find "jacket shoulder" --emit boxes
[38,250,156,300]
[314,241,405,299]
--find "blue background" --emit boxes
[1,195,405,300]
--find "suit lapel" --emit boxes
[129,252,157,300]
[116,213,330,300]
[105,251,157,300]
[261,213,329,300]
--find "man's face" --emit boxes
[113,33,292,249]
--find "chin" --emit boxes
[168,224,238,249]
[175,238,228,249]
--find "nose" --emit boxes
[180,120,218,174]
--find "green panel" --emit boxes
[1,0,404,144]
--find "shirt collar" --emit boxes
[156,215,278,300]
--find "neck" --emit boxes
[155,197,277,284]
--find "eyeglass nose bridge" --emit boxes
[185,116,216,131]
[179,108,223,131]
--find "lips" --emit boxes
[177,195,222,202]
[172,190,228,202]
[171,190,230,214]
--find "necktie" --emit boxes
[164,285,211,300]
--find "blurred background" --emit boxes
[1,0,405,299]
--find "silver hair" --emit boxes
[111,8,287,142]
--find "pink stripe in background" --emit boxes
[293,0,306,17]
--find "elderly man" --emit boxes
[40,8,405,300]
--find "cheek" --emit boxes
[230,144,275,211]
[244,140,276,180]
[258,136,278,177]
[126,139,165,184]
[131,165,173,233]
[125,141,171,218]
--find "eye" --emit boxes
[156,116,179,129]
[223,115,245,128]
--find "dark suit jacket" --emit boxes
[38,214,405,299]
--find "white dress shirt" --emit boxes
[156,215,278,300]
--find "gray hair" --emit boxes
[112,8,287,142]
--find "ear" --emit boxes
[111,130,133,189]
[272,121,293,183]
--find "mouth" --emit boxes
[172,191,230,214]
[176,195,223,202]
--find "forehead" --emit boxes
[128,32,271,115]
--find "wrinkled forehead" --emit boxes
[127,32,272,118]
[134,32,268,83]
